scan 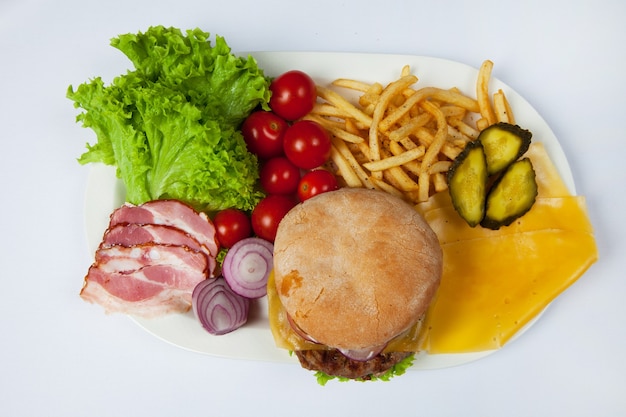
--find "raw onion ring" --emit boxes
[222,237,274,299]
[192,277,249,335]
[338,344,388,362]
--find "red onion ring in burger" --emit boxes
[287,313,388,360]
[337,344,388,362]
[286,314,319,344]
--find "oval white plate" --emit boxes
[83,52,575,370]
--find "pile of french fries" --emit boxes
[307,60,515,205]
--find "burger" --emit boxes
[268,187,443,383]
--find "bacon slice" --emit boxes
[102,224,204,253]
[95,243,208,275]
[81,267,200,317]
[109,200,219,260]
[102,223,216,275]
[81,244,208,317]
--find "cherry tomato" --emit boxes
[259,157,301,195]
[241,111,288,159]
[213,208,252,249]
[297,169,339,202]
[251,195,297,242]
[269,70,317,121]
[283,120,331,170]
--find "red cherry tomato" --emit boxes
[259,157,301,195]
[297,170,339,202]
[251,195,297,242]
[213,208,252,249]
[241,111,288,159]
[283,120,331,170]
[269,70,317,121]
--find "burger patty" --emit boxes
[295,349,413,380]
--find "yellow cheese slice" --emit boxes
[525,141,573,198]
[419,229,598,353]
[421,196,594,244]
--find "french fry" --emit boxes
[502,91,515,125]
[446,125,472,145]
[493,89,515,124]
[476,117,490,131]
[332,78,373,92]
[384,167,420,192]
[316,85,373,127]
[311,102,350,119]
[388,112,431,142]
[362,146,425,172]
[369,75,419,165]
[379,146,421,193]
[428,160,452,174]
[448,117,480,140]
[358,82,384,108]
[304,114,365,144]
[477,60,496,126]
[329,144,362,188]
[417,100,449,201]
[370,177,405,199]
[439,105,467,119]
[331,136,376,189]
[432,172,448,193]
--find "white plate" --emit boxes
[83,52,575,370]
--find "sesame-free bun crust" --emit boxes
[273,188,442,351]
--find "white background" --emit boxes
[1,1,624,416]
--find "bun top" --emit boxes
[272,188,442,351]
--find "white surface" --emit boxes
[1,1,623,416]
[84,53,569,370]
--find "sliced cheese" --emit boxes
[525,141,572,198]
[419,230,598,353]
[421,196,594,244]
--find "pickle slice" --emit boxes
[481,158,538,230]
[447,140,488,227]
[478,122,532,175]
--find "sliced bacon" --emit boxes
[81,245,209,317]
[109,200,219,259]
[102,224,204,253]
[81,268,198,317]
[95,243,208,275]
[101,223,217,275]
[84,264,206,301]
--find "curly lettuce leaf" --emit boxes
[313,354,416,386]
[111,27,270,126]
[68,26,270,211]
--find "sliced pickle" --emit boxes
[478,122,532,175]
[481,158,538,230]
[447,140,488,227]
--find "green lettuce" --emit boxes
[68,26,270,211]
[313,354,416,386]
